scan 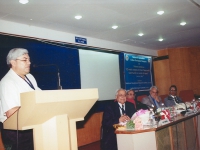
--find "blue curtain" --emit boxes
[0,34,80,90]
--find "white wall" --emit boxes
[0,19,157,56]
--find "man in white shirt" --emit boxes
[0,48,41,150]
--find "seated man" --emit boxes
[126,89,148,110]
[101,88,136,150]
[164,85,183,107]
[141,86,163,109]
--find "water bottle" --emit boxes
[161,103,165,111]
[192,99,196,113]
[149,108,154,128]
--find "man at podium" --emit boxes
[0,48,41,150]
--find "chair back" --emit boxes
[137,95,147,102]
[179,90,194,102]
[159,94,168,103]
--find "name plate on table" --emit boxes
[159,119,170,126]
[186,111,195,116]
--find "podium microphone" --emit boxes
[33,64,62,90]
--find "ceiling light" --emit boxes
[19,0,29,4]
[75,16,82,20]
[180,22,186,26]
[138,33,144,36]
[158,38,163,42]
[112,26,118,29]
[157,11,164,15]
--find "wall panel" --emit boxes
[77,112,103,146]
[182,48,190,72]
[157,49,168,56]
[155,47,200,96]
[168,48,183,71]
[153,59,171,95]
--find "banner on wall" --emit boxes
[124,53,153,90]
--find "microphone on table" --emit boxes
[184,102,189,112]
[33,64,62,90]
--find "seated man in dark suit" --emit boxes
[101,88,136,150]
[126,89,148,110]
[164,85,183,107]
[141,86,163,109]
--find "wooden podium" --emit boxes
[3,88,98,150]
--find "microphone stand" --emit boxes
[33,64,62,90]
[183,102,188,112]
[57,69,62,90]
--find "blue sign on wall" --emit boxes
[124,53,153,90]
[75,36,87,44]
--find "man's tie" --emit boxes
[121,105,126,115]
[174,96,179,103]
[152,98,157,109]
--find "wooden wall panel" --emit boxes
[156,78,171,96]
[191,73,200,90]
[77,112,103,147]
[153,59,171,95]
[181,72,192,90]
[155,46,200,95]
[157,49,168,56]
[197,50,200,69]
[168,48,183,71]
[189,49,198,72]
[181,48,190,72]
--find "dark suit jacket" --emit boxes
[126,98,148,111]
[101,101,136,150]
[164,95,183,107]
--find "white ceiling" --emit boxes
[0,0,200,50]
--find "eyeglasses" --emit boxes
[127,93,135,95]
[118,94,126,97]
[16,59,30,63]
[151,91,158,94]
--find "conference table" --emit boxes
[115,111,200,150]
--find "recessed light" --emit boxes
[158,38,163,41]
[75,16,82,20]
[138,33,144,36]
[157,11,164,15]
[112,26,118,29]
[19,0,29,4]
[180,22,186,26]
[30,19,32,20]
